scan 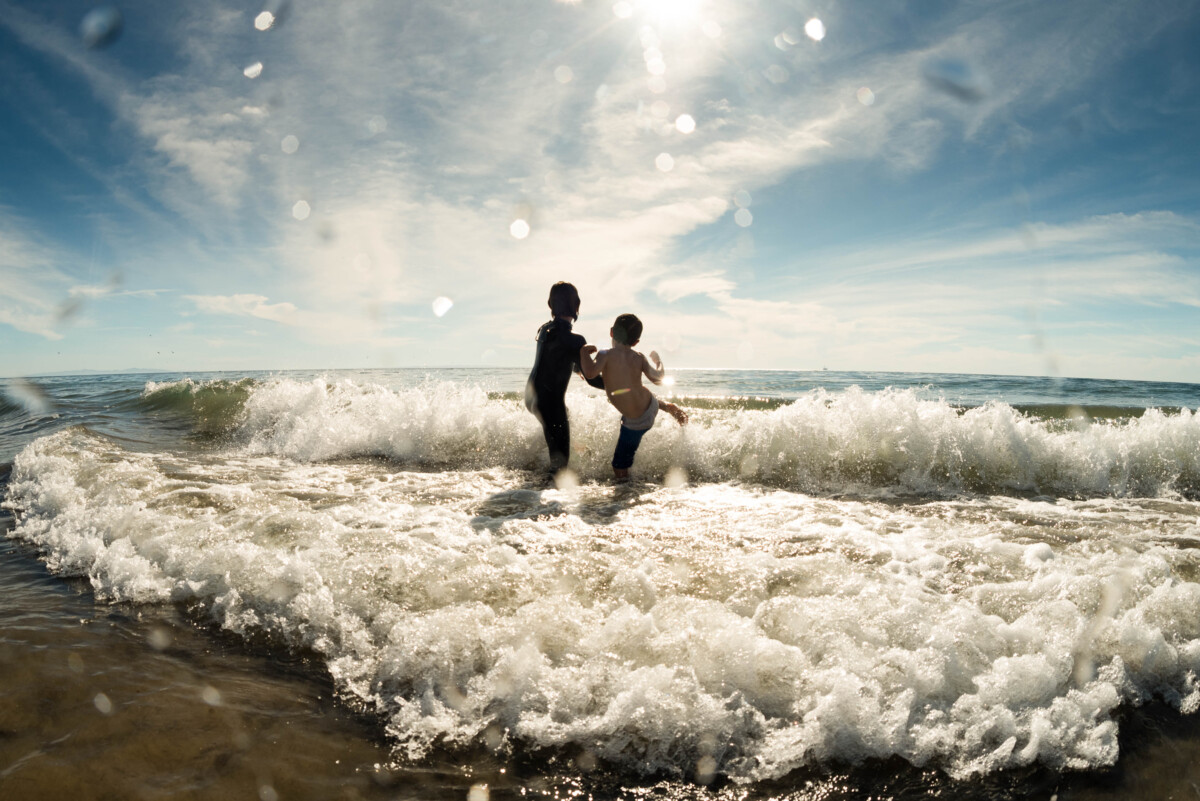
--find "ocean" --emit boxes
[2,367,1199,800]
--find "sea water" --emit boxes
[2,368,1199,799]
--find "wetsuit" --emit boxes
[525,318,604,472]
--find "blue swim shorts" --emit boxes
[611,424,650,470]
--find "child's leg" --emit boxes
[659,400,688,425]
[611,425,648,480]
[536,398,571,472]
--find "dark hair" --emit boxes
[548,282,580,320]
[612,313,643,345]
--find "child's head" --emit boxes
[611,313,643,346]
[548,282,581,320]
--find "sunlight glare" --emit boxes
[510,219,531,239]
[804,18,826,41]
[642,0,703,26]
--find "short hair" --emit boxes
[612,313,643,345]
[548,282,580,320]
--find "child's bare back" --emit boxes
[580,313,687,478]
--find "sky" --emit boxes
[1,0,1199,382]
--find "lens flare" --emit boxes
[432,297,454,317]
[280,135,299,154]
[292,200,310,220]
[554,65,574,83]
[734,208,753,227]
[804,18,826,41]
[255,11,275,30]
[243,62,264,78]
[675,114,695,133]
[655,153,675,172]
[613,1,633,19]
[857,87,876,106]
[510,219,531,239]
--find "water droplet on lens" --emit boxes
[923,57,988,102]
[147,627,172,650]
[80,6,122,49]
[468,784,490,801]
[665,467,687,488]
[764,65,789,84]
[201,686,222,706]
[94,693,114,715]
[243,61,264,79]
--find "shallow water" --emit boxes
[3,369,1200,798]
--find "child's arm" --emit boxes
[642,350,666,385]
[580,344,606,380]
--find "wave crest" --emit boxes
[231,379,1199,499]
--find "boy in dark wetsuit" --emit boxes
[525,282,605,474]
[580,313,688,480]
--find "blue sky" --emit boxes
[1,0,1198,381]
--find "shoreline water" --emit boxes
[3,369,1200,798]
[8,482,1200,801]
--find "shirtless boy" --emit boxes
[580,313,688,479]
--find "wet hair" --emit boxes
[612,313,643,345]
[548,282,580,320]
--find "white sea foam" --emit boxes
[209,378,1200,498]
[6,424,1200,780]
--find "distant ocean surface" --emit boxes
[2,368,1200,800]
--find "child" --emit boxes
[580,313,687,480]
[525,282,606,474]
